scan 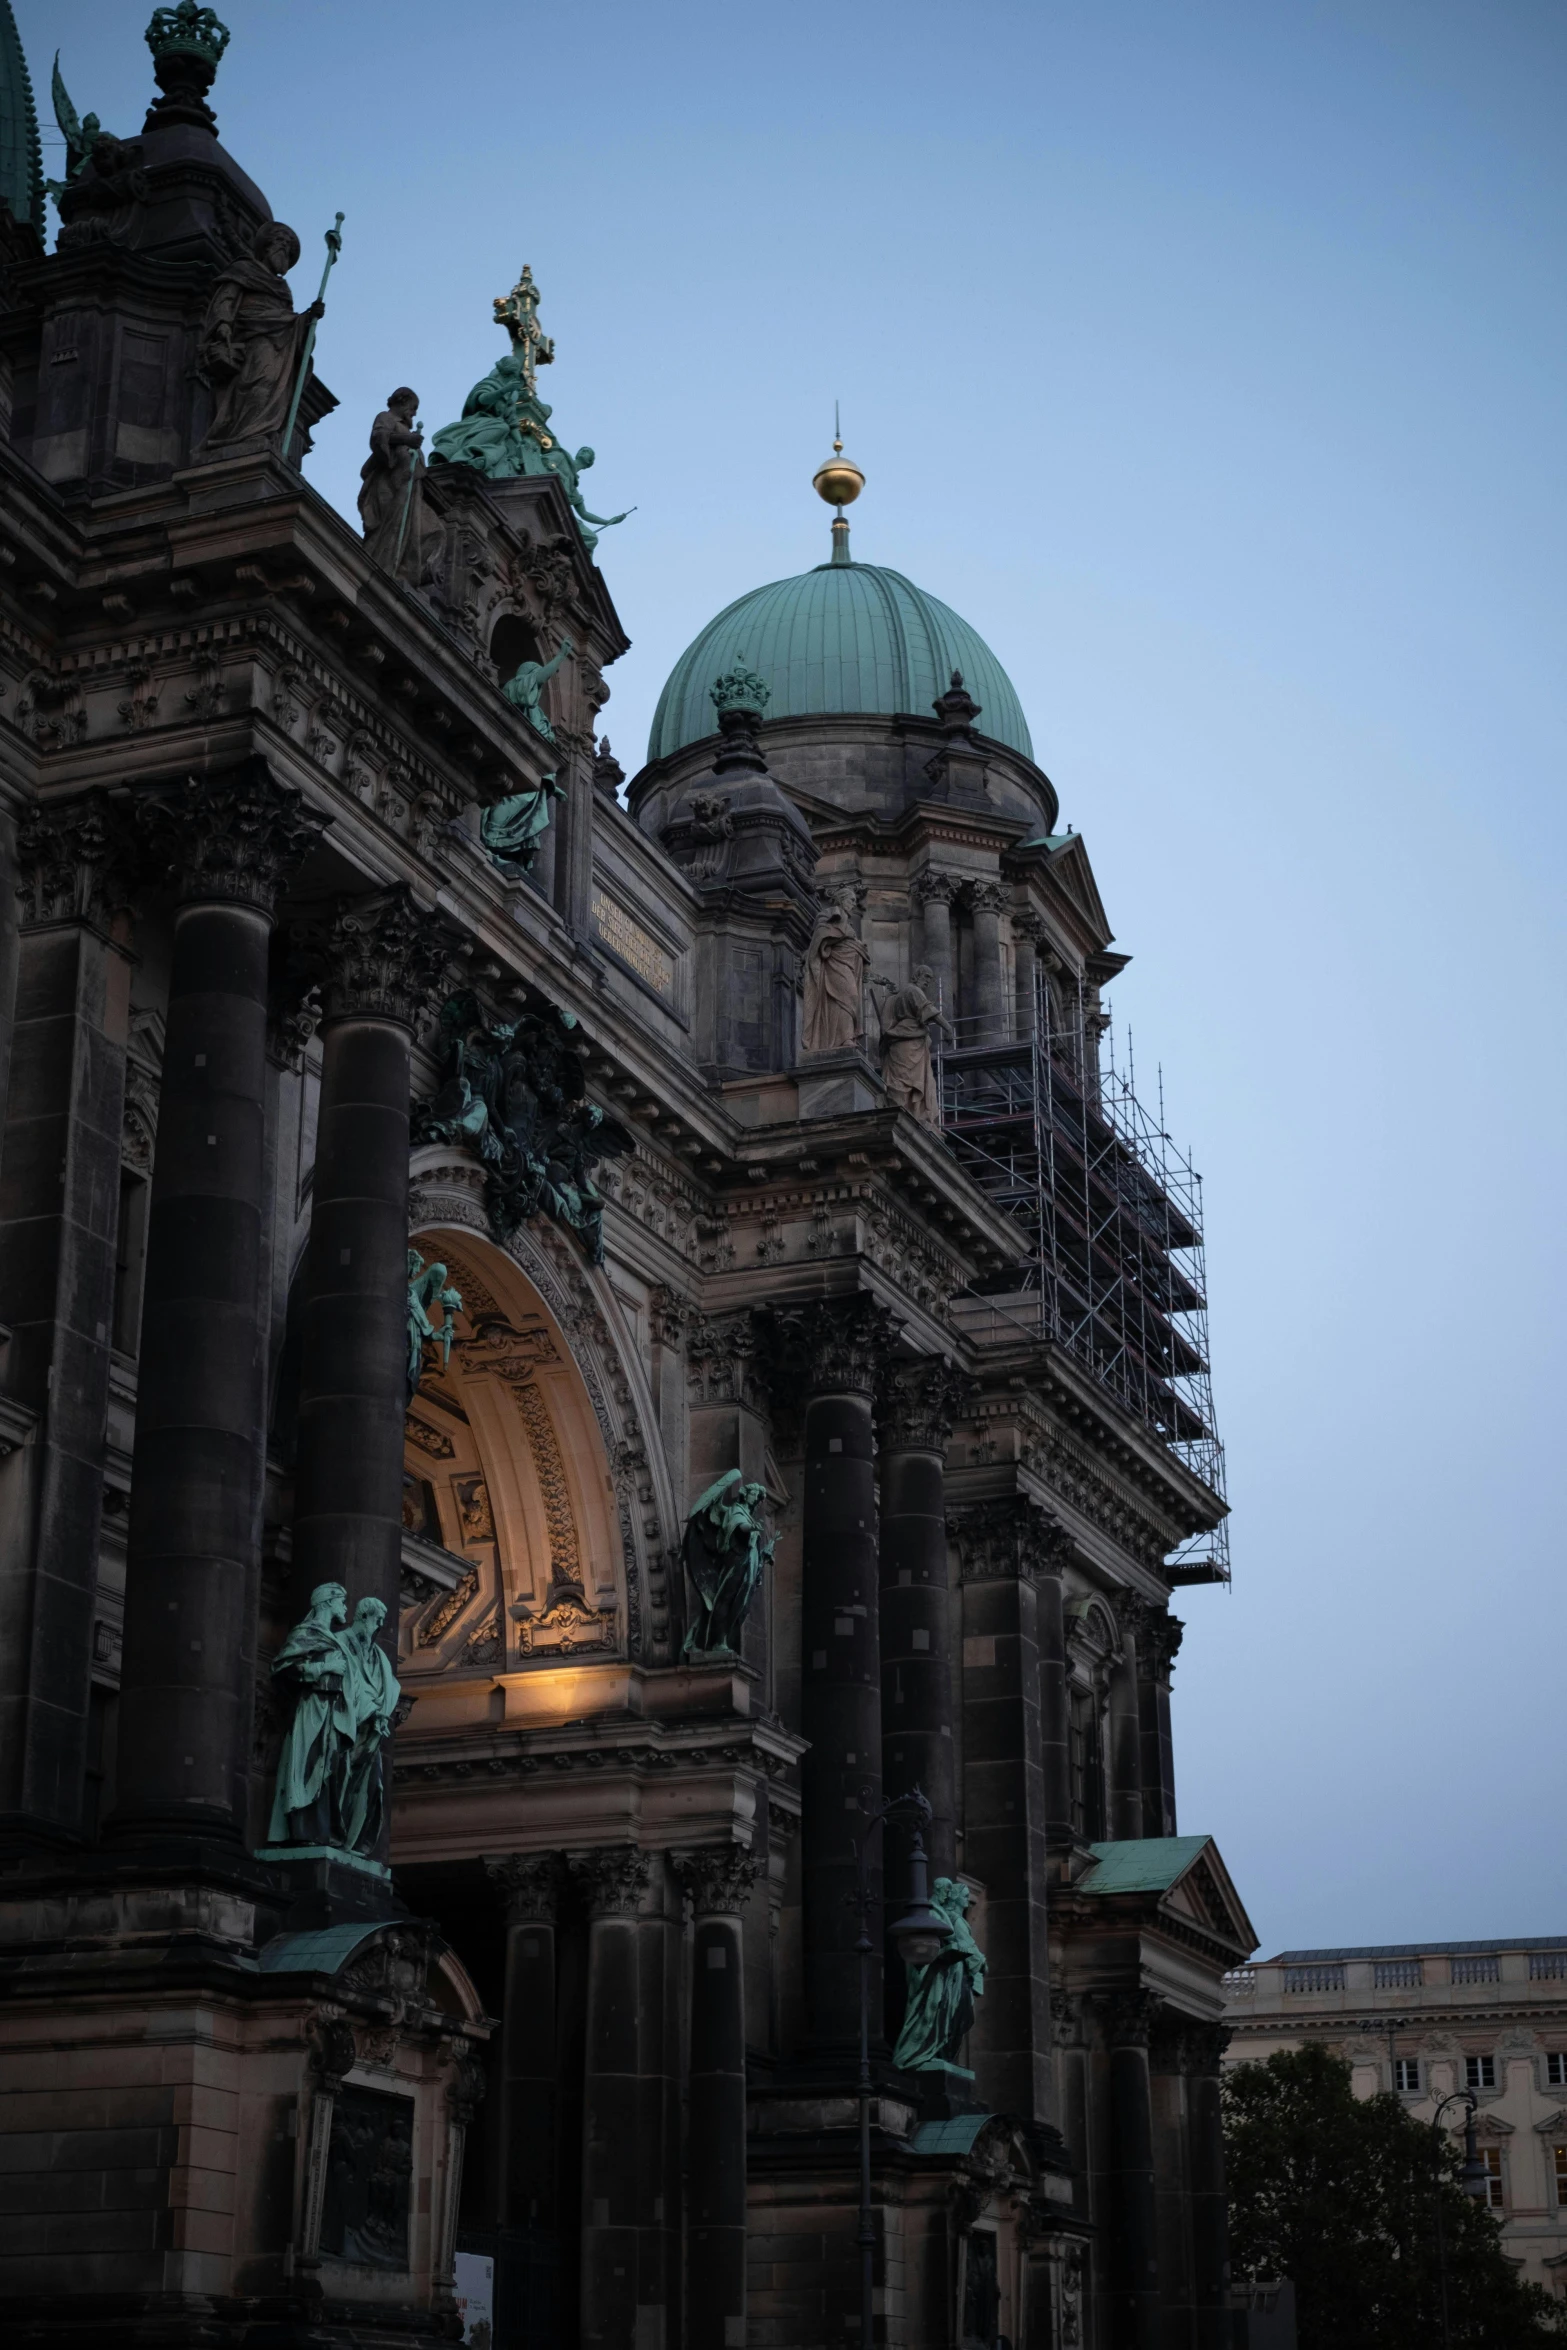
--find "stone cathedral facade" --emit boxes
[0,12,1255,2350]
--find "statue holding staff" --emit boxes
[359,387,438,581]
[197,221,325,456]
[683,1468,775,1656]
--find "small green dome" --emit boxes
[648,548,1033,763]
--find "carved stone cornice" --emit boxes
[14,791,138,932]
[569,1845,653,1917]
[876,1355,974,1454]
[673,1843,762,1917]
[485,1851,563,1924]
[307,883,460,1028]
[912,867,960,907]
[766,1295,902,1399]
[949,1496,1073,1583]
[137,757,326,913]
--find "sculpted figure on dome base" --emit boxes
[871,965,954,1125]
[802,901,870,1054]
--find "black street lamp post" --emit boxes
[1430,2087,1490,2350]
[853,1787,952,2350]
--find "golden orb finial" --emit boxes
[813,400,864,510]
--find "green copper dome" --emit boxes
[648,537,1033,763]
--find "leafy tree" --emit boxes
[1223,2043,1567,2349]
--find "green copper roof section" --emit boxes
[648,538,1033,764]
[1077,1835,1215,1896]
[0,2,43,236]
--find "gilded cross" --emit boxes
[492,264,556,397]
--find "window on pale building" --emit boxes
[1547,2053,1567,2088]
[1465,2055,1496,2091]
[1553,2145,1567,2208]
[1393,2058,1420,2093]
[1479,2147,1504,2209]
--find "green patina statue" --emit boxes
[265,1583,402,1860]
[476,636,575,870]
[407,1249,462,1396]
[412,989,631,1262]
[428,267,631,547]
[683,1469,775,1657]
[503,634,572,742]
[891,1877,987,2074]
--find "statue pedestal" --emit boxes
[257,1844,404,1931]
[796,1046,884,1121]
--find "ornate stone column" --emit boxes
[0,796,135,1841]
[913,869,958,1020]
[1030,1512,1074,1857]
[952,1499,1057,2117]
[485,1855,564,2249]
[1108,1599,1146,1841]
[676,1845,759,2350]
[774,1295,898,2056]
[571,1845,655,2350]
[1184,2021,1233,2350]
[968,879,1007,1039]
[876,1356,968,1886]
[1095,1989,1160,2350]
[288,889,454,1657]
[1136,1611,1183,1839]
[111,762,322,1846]
[1012,908,1045,1038]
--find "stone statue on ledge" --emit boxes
[802,901,870,1054]
[407,1249,462,1396]
[892,1877,986,2073]
[264,1582,402,1861]
[197,221,323,455]
[871,964,954,1125]
[359,387,439,582]
[682,1469,775,1657]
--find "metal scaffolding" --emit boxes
[936,985,1230,1582]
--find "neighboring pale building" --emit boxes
[1223,1940,1567,2299]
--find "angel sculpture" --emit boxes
[45,54,102,203]
[406,1250,462,1396]
[683,1468,775,1657]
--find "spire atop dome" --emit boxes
[812,402,865,567]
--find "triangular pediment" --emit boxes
[1078,1834,1257,1957]
[1042,833,1112,943]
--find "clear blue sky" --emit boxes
[28,1,1565,1955]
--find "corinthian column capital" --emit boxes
[485,1850,563,1924]
[569,1844,653,1917]
[766,1294,902,1398]
[14,790,138,932]
[673,1843,762,1917]
[876,1355,974,1453]
[306,884,461,1028]
[137,757,326,913]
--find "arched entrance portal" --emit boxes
[400,1229,626,1686]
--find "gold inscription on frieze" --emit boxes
[592,887,674,997]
